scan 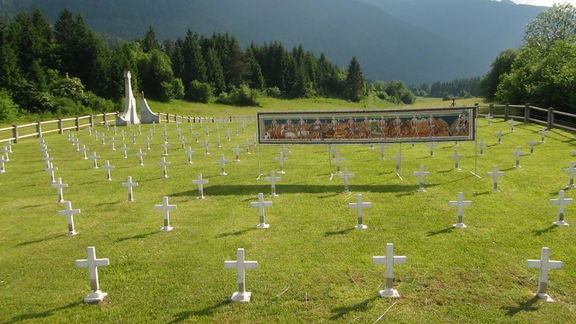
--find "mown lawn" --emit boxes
[1,99,575,323]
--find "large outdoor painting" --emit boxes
[257,107,476,144]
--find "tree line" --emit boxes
[0,8,373,122]
[411,77,481,100]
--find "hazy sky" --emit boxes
[512,0,576,6]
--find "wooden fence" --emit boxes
[476,103,576,132]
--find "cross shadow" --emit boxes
[18,203,49,210]
[215,227,257,238]
[438,169,453,174]
[115,231,159,242]
[501,167,516,171]
[324,228,355,237]
[532,225,557,236]
[473,191,490,197]
[416,156,431,159]
[426,226,455,236]
[168,300,231,323]
[16,233,66,247]
[96,201,121,207]
[330,296,379,320]
[3,301,82,324]
[501,297,539,316]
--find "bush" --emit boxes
[0,91,20,122]
[171,78,185,99]
[216,85,260,106]
[84,92,116,113]
[264,87,282,98]
[186,80,213,103]
[53,97,89,116]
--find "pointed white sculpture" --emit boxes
[58,201,80,236]
[372,243,407,298]
[251,193,272,229]
[527,247,563,302]
[75,246,110,303]
[224,248,258,303]
[156,196,176,231]
[115,71,140,126]
[140,91,159,124]
[349,193,371,229]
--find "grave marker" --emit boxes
[120,144,129,159]
[58,201,80,235]
[349,193,371,230]
[563,162,576,189]
[45,161,58,183]
[102,160,115,181]
[495,130,504,144]
[203,141,211,155]
[528,139,539,154]
[333,154,344,173]
[378,144,389,160]
[231,145,242,162]
[449,192,472,228]
[264,171,281,196]
[0,155,6,173]
[372,243,407,298]
[122,176,139,201]
[89,152,101,169]
[184,147,195,164]
[75,246,110,303]
[392,152,403,175]
[487,166,505,191]
[157,157,171,179]
[79,145,89,160]
[478,140,487,155]
[192,173,208,199]
[156,196,176,232]
[161,141,169,156]
[507,120,516,133]
[539,129,548,143]
[145,137,152,150]
[338,168,355,193]
[251,193,272,229]
[51,177,68,203]
[550,190,572,226]
[413,165,431,192]
[224,248,258,303]
[276,151,287,174]
[217,155,230,176]
[450,149,463,171]
[110,137,116,151]
[527,247,563,302]
[511,147,525,168]
[135,149,146,167]
[427,143,437,157]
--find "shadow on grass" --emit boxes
[172,184,421,197]
[473,191,490,197]
[115,231,159,242]
[3,301,82,324]
[532,225,557,236]
[16,233,66,247]
[324,228,355,237]
[426,226,455,236]
[18,203,50,210]
[168,300,231,323]
[437,169,454,174]
[502,297,539,316]
[330,296,379,320]
[216,227,257,238]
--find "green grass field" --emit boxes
[1,98,575,323]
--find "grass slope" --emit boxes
[1,99,575,323]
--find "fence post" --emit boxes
[58,118,63,134]
[12,125,19,143]
[102,113,107,125]
[174,114,178,122]
[547,108,554,130]
[488,104,493,116]
[36,121,42,138]
[75,117,80,131]
[504,104,509,121]
[90,114,95,127]
[524,103,530,123]
[166,113,170,123]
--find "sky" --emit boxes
[511,0,576,6]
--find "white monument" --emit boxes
[75,246,110,303]
[156,196,176,232]
[528,139,539,154]
[135,149,146,167]
[511,147,525,168]
[349,193,371,230]
[251,193,272,229]
[158,157,171,179]
[550,190,572,226]
[450,150,463,171]
[232,145,242,162]
[224,248,258,303]
[58,201,80,236]
[413,165,431,192]
[487,166,505,192]
[102,160,115,181]
[217,155,230,176]
[184,147,195,164]
[122,176,139,202]
[89,152,101,169]
[563,162,576,189]
[276,151,287,174]
[527,247,563,302]
[140,91,160,124]
[372,243,407,298]
[115,71,140,126]
[264,171,281,197]
[192,173,209,199]
[45,161,58,183]
[478,140,487,155]
[339,168,355,193]
[52,178,68,203]
[449,192,472,228]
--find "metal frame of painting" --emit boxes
[257,106,477,145]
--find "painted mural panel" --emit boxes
[257,107,476,144]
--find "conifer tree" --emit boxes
[344,56,364,102]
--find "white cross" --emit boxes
[275,151,288,174]
[528,139,539,154]
[450,150,463,170]
[216,135,222,148]
[192,173,209,199]
[161,142,169,156]
[6,140,12,153]
[507,120,516,132]
[179,136,187,148]
[75,246,110,303]
[563,162,576,189]
[79,145,89,160]
[58,201,80,235]
[144,136,151,150]
[110,137,116,151]
[264,171,281,196]
[193,132,200,143]
[102,160,115,181]
[203,141,210,155]
[485,114,493,125]
[349,193,371,229]
[41,153,53,169]
[550,190,572,226]
[372,243,407,298]
[511,147,525,168]
[45,161,58,183]
[224,248,258,303]
[449,192,472,228]
[184,147,195,164]
[392,153,403,173]
[495,130,504,144]
[0,147,10,161]
[378,144,389,160]
[156,196,176,231]
[122,176,139,201]
[245,141,252,154]
[330,145,339,159]
[338,168,355,193]
[131,133,137,145]
[251,193,272,229]
[0,155,6,173]
[120,144,129,159]
[100,133,106,145]
[51,177,68,203]
[89,152,101,169]
[485,168,504,193]
[527,247,563,302]
[121,130,125,140]
[226,130,231,141]
[478,140,487,155]
[231,145,243,162]
[157,157,171,179]
[539,129,548,143]
[40,145,49,155]
[135,149,146,167]
[217,155,230,176]
[73,138,80,151]
[413,165,431,192]
[427,143,437,157]
[333,154,345,173]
